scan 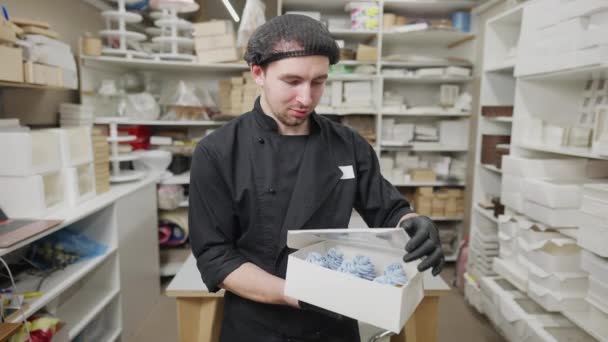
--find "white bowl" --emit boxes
[133,150,172,173]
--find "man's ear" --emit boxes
[251,64,265,87]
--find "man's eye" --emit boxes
[285,80,300,86]
[313,81,325,86]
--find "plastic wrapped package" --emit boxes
[157,184,186,210]
[158,81,218,121]
[236,0,266,51]
[125,92,161,120]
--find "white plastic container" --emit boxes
[528,281,587,312]
[63,163,96,206]
[285,228,423,333]
[492,258,528,292]
[578,214,608,258]
[464,273,484,314]
[581,185,608,220]
[519,225,564,246]
[501,174,525,194]
[52,127,94,167]
[522,179,584,208]
[581,249,608,284]
[523,200,580,227]
[498,215,518,238]
[518,237,582,273]
[498,232,517,262]
[0,130,62,176]
[0,172,65,218]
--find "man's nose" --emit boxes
[296,83,313,107]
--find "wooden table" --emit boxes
[167,255,450,342]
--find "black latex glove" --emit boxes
[400,215,445,276]
[299,300,344,320]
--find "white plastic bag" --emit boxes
[236,0,266,50]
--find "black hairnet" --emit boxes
[244,14,340,66]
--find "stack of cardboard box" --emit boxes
[413,187,464,217]
[217,72,261,116]
[92,128,110,194]
[193,20,239,64]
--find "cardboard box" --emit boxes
[285,228,424,333]
[197,48,239,63]
[231,77,244,86]
[0,46,24,83]
[356,44,378,61]
[409,168,437,182]
[192,20,234,37]
[194,33,236,51]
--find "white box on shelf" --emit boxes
[581,249,608,285]
[502,174,525,194]
[498,215,518,239]
[527,281,587,312]
[501,155,589,179]
[523,200,581,227]
[522,179,585,209]
[0,171,65,218]
[578,214,608,258]
[439,120,469,148]
[502,192,524,213]
[0,130,62,176]
[284,228,423,333]
[63,163,96,207]
[587,276,608,312]
[493,257,528,291]
[53,127,94,167]
[518,237,582,274]
[331,81,343,108]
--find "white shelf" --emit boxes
[383,0,476,16]
[109,152,141,162]
[81,55,249,72]
[7,248,117,323]
[95,117,227,126]
[160,172,190,185]
[179,199,188,208]
[329,28,378,39]
[107,135,136,143]
[61,287,120,339]
[382,110,470,117]
[518,142,608,160]
[382,75,473,83]
[338,60,377,66]
[519,64,608,81]
[381,60,472,68]
[382,30,474,47]
[484,60,516,73]
[160,260,185,277]
[474,204,498,224]
[0,173,159,257]
[393,181,465,187]
[316,107,377,115]
[484,116,513,123]
[479,163,502,174]
[382,145,468,152]
[102,328,122,342]
[430,216,464,221]
[328,74,377,81]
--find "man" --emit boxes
[189,14,444,342]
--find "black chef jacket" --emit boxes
[189,98,412,342]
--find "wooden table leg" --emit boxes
[176,297,224,342]
[390,296,440,342]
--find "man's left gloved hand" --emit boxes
[399,215,445,276]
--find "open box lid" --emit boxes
[287,228,408,251]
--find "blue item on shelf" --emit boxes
[451,11,471,32]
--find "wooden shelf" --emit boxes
[0,80,76,91]
[81,55,249,72]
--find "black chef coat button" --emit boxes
[268,188,276,195]
[258,137,265,144]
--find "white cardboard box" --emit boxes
[518,237,582,274]
[501,155,588,179]
[52,127,94,167]
[0,130,62,176]
[192,20,234,37]
[581,248,608,284]
[523,200,581,227]
[522,179,585,209]
[578,214,608,258]
[63,163,96,206]
[0,171,65,218]
[284,228,423,333]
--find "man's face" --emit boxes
[252,55,329,128]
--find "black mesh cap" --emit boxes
[244,14,340,66]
